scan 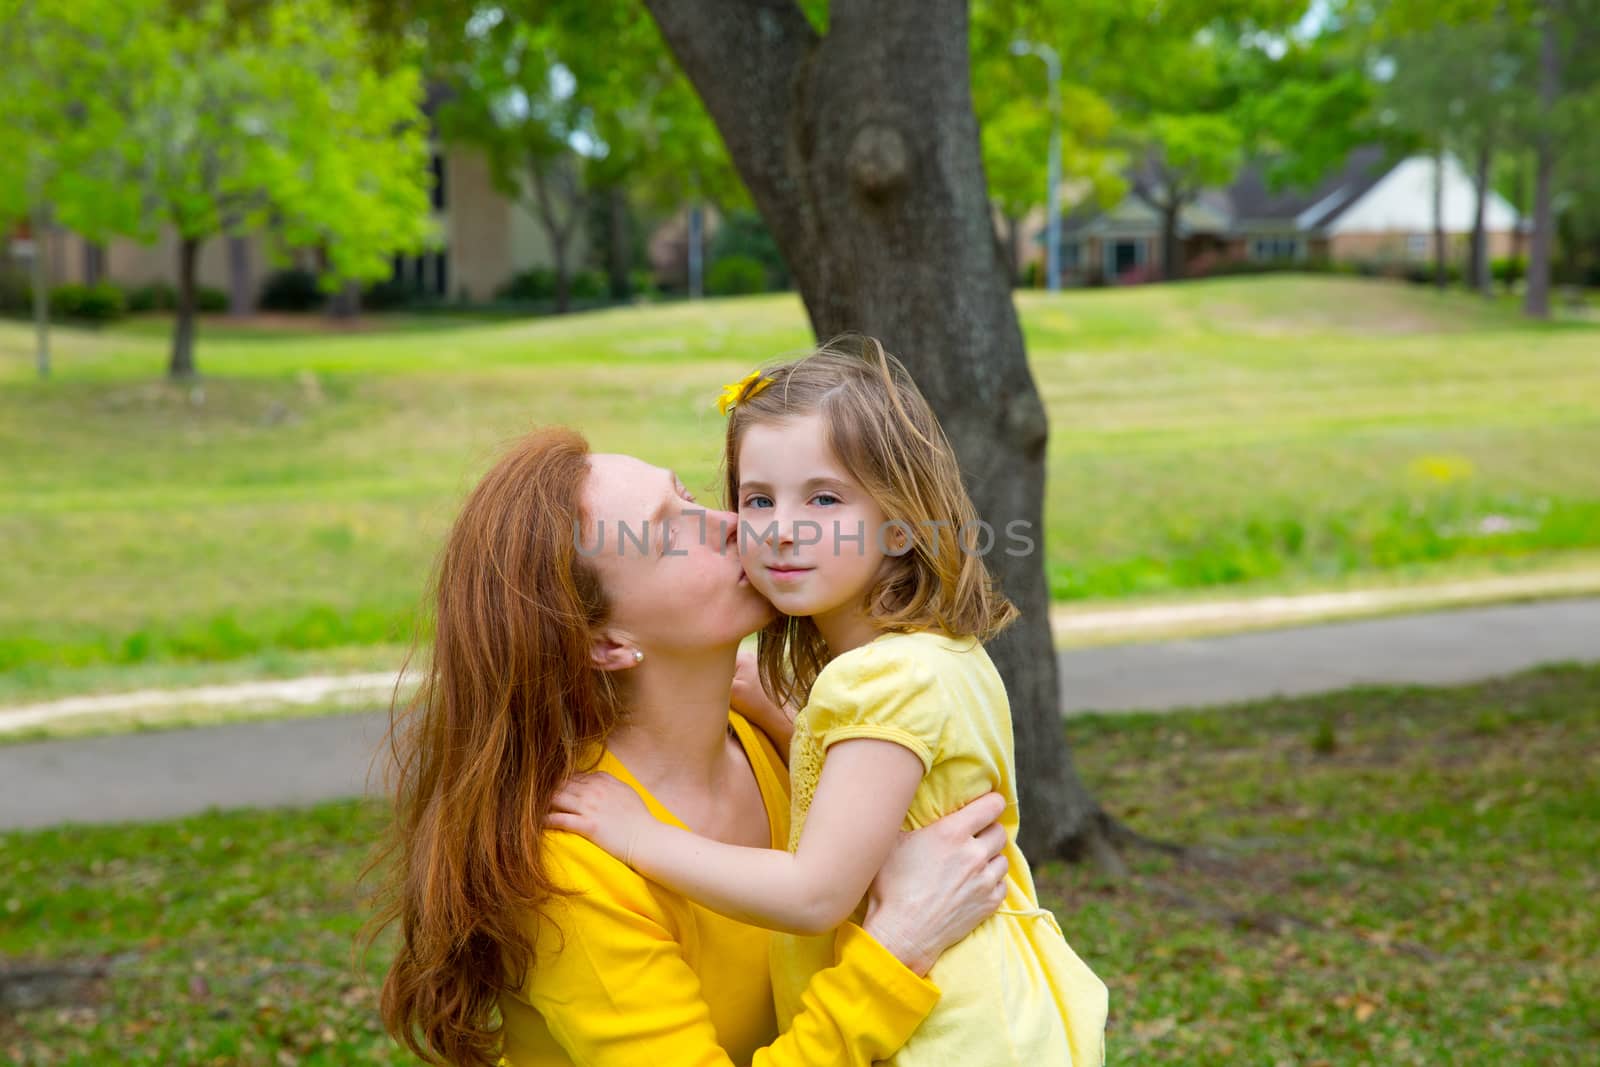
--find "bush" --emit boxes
[707,255,769,296]
[196,286,228,313]
[569,269,608,301]
[496,267,558,302]
[124,281,176,312]
[709,210,789,288]
[259,268,325,311]
[0,270,30,313]
[51,282,126,323]
[1403,262,1462,286]
[361,277,414,311]
[629,269,659,300]
[1491,256,1526,286]
[1020,261,1041,288]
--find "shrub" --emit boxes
[709,210,789,288]
[52,282,126,322]
[496,267,557,302]
[628,269,659,300]
[1491,256,1526,285]
[259,268,325,311]
[124,281,177,312]
[569,269,608,301]
[196,286,228,313]
[707,254,769,296]
[361,278,414,311]
[0,270,30,313]
[1403,262,1462,286]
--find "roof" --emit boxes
[1059,144,1400,239]
[1227,144,1394,228]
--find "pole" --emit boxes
[1041,44,1061,292]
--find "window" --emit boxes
[1061,241,1081,270]
[430,154,446,212]
[1406,234,1429,259]
[1249,236,1300,262]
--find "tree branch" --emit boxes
[642,0,817,249]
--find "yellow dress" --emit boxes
[773,631,1109,1066]
[499,712,942,1066]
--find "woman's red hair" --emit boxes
[365,427,623,1065]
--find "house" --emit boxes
[4,83,590,309]
[1051,146,1525,285]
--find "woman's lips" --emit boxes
[765,565,812,582]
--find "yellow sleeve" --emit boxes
[806,642,943,772]
[520,837,940,1067]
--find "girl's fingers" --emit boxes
[545,812,587,833]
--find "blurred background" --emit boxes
[1,0,1596,1063]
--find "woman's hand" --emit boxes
[730,645,797,756]
[860,792,1010,977]
[548,772,656,868]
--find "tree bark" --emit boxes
[1161,200,1182,281]
[1469,141,1492,296]
[29,207,50,380]
[1524,9,1558,319]
[170,235,201,380]
[1509,156,1528,294]
[607,185,632,300]
[1432,147,1447,290]
[530,158,582,314]
[1003,213,1021,286]
[227,234,254,318]
[645,0,1113,863]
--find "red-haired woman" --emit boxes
[372,428,1011,1066]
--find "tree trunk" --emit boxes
[1432,147,1447,290]
[170,235,201,380]
[1162,201,1182,281]
[530,160,579,314]
[607,185,632,300]
[29,207,50,380]
[1470,141,1492,296]
[1003,213,1021,286]
[227,234,254,318]
[1524,10,1558,319]
[687,203,704,299]
[1509,158,1528,295]
[645,0,1114,864]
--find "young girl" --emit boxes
[551,338,1107,1065]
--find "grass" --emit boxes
[2,664,1595,1064]
[3,275,1598,674]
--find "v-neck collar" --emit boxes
[597,713,787,849]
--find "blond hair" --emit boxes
[722,335,1017,709]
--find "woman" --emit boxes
[372,427,1012,1066]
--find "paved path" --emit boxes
[3,598,1596,831]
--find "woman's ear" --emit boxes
[590,632,644,672]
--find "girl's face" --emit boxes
[734,413,893,637]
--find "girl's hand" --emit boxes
[860,792,1010,977]
[730,645,797,755]
[548,772,654,867]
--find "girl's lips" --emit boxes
[766,565,812,580]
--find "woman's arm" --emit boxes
[522,794,1010,1066]
[518,838,938,1067]
[550,738,926,935]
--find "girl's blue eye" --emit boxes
[812,493,840,506]
[744,495,773,509]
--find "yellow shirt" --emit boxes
[774,631,1109,1067]
[499,713,941,1066]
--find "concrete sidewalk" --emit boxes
[3,598,1596,831]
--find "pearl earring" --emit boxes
[632,650,645,664]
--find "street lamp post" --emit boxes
[1010,39,1061,291]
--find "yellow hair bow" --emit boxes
[716,370,773,416]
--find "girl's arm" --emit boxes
[549,738,925,935]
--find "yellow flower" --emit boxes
[716,370,774,415]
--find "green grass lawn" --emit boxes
[3,276,1598,676]
[3,665,1594,1064]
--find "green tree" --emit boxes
[0,0,150,377]
[121,0,433,377]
